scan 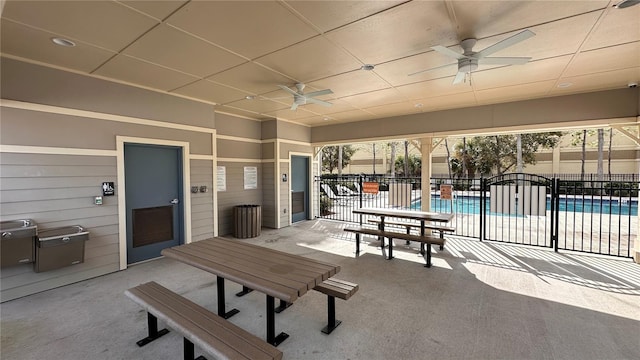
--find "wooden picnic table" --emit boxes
[350,208,454,265]
[161,237,340,346]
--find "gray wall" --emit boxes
[190,159,214,242]
[216,162,263,235]
[0,58,216,302]
[215,113,265,234]
[0,153,119,302]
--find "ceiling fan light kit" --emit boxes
[410,29,536,85]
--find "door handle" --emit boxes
[170,199,179,204]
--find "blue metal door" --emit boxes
[291,156,309,223]
[125,144,183,264]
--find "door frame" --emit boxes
[288,152,313,224]
[117,136,192,270]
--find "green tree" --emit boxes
[450,132,562,177]
[395,155,421,176]
[322,145,356,173]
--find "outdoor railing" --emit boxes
[316,174,637,258]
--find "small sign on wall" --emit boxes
[244,166,258,190]
[102,182,115,196]
[217,166,226,191]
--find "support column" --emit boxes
[420,137,433,213]
[636,163,640,264]
[552,146,560,175]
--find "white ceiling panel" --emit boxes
[2,0,158,51]
[166,1,318,59]
[1,19,116,73]
[2,0,637,127]
[123,24,246,78]
[93,54,198,91]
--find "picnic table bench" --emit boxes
[367,219,454,248]
[126,281,283,360]
[313,278,359,334]
[343,227,445,267]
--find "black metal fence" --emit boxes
[316,173,637,258]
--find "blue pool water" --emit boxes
[412,196,638,216]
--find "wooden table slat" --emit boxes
[173,245,313,296]
[162,248,298,302]
[190,241,326,286]
[213,238,340,276]
[353,207,453,222]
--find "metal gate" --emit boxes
[480,173,556,248]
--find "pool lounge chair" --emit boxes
[321,183,353,205]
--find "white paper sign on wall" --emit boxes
[244,166,258,190]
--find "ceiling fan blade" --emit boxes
[408,62,457,76]
[290,103,299,111]
[306,97,333,107]
[452,71,466,85]
[431,45,466,60]
[476,29,535,58]
[479,56,531,65]
[277,85,299,96]
[304,89,333,98]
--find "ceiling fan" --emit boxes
[409,29,536,85]
[277,83,333,110]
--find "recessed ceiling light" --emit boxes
[245,95,255,100]
[414,103,423,108]
[323,117,331,121]
[360,64,375,71]
[557,82,572,88]
[51,37,76,47]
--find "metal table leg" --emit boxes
[266,295,289,346]
[217,276,240,319]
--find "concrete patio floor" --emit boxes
[1,219,639,360]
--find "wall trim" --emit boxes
[217,158,272,163]
[264,138,311,146]
[1,99,216,134]
[217,134,263,144]
[116,136,192,270]
[0,144,116,156]
[289,151,314,224]
[211,132,218,237]
[190,154,215,160]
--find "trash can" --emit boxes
[35,225,89,273]
[233,205,261,239]
[0,219,37,268]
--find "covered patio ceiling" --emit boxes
[1,1,639,127]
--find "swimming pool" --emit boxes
[411,196,638,216]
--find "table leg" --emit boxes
[266,295,289,346]
[217,276,240,319]
[235,286,253,297]
[387,236,393,260]
[424,243,432,268]
[274,299,292,313]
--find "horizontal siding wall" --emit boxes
[279,160,290,228]
[216,162,262,236]
[262,162,276,228]
[190,159,214,241]
[0,153,119,302]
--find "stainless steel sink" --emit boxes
[1,219,37,267]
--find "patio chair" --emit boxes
[321,183,352,205]
[336,184,357,196]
